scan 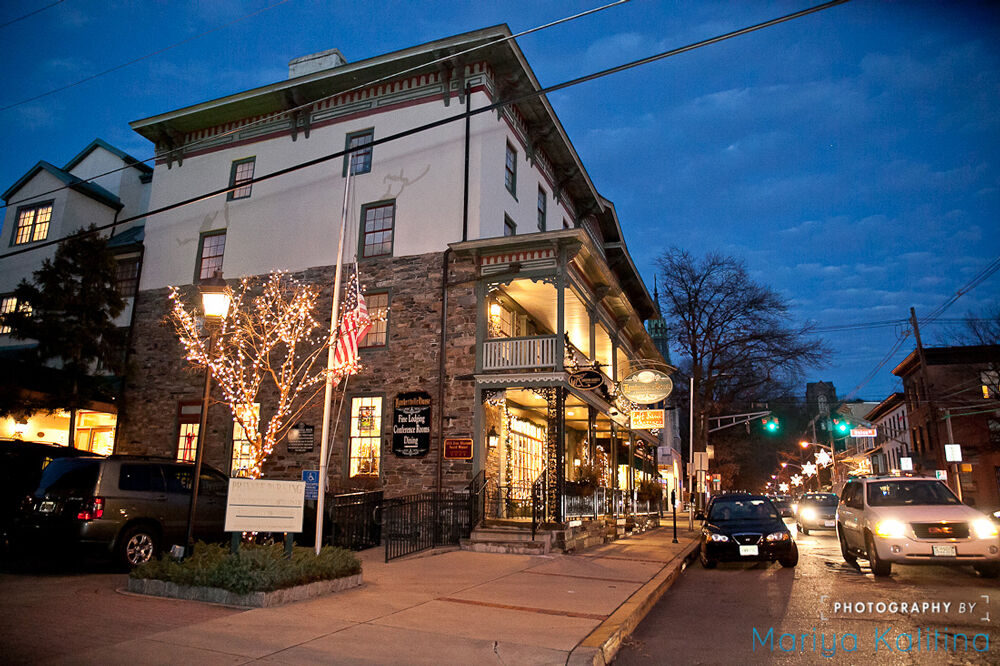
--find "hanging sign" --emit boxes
[850,427,876,438]
[444,438,473,460]
[392,391,432,457]
[631,409,665,429]
[619,370,673,404]
[944,444,962,462]
[568,369,604,390]
[287,422,315,453]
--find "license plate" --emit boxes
[38,500,56,513]
[932,545,957,557]
[824,520,835,527]
[739,545,759,556]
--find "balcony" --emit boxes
[483,335,557,371]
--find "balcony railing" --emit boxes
[483,335,557,371]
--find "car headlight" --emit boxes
[800,507,817,522]
[707,533,729,542]
[973,518,999,539]
[766,531,790,541]
[791,503,798,513]
[874,519,907,539]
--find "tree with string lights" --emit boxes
[169,271,369,478]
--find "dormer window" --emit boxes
[12,203,52,245]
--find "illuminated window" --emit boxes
[349,396,382,477]
[0,295,30,335]
[504,142,517,196]
[231,403,260,477]
[507,417,545,498]
[359,292,388,347]
[344,129,374,175]
[227,157,255,200]
[176,403,202,462]
[537,187,546,231]
[360,201,394,258]
[12,203,52,245]
[196,231,226,282]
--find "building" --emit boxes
[862,392,910,475]
[892,345,1000,508]
[116,26,670,521]
[0,139,151,451]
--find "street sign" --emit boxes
[693,452,709,471]
[945,444,962,462]
[302,469,319,500]
[568,369,604,390]
[850,427,876,438]
[900,456,913,471]
[935,469,948,481]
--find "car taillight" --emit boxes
[77,497,104,520]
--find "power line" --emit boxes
[0,0,852,262]
[1,0,631,211]
[0,0,65,29]
[0,0,296,113]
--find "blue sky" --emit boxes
[2,0,998,400]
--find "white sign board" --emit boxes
[900,457,913,471]
[935,469,948,481]
[850,427,877,438]
[225,478,306,533]
[944,444,962,463]
[693,452,710,471]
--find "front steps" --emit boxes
[461,525,553,555]
[460,515,662,555]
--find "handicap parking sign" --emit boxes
[302,470,320,500]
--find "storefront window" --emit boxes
[350,396,382,477]
[507,416,545,497]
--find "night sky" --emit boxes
[2,0,998,401]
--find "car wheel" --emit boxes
[974,563,1000,579]
[799,524,809,536]
[779,543,798,568]
[118,524,159,567]
[838,526,857,566]
[865,531,891,577]
[700,551,717,569]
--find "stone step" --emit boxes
[470,527,552,545]
[460,539,550,555]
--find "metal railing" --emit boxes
[383,491,476,562]
[482,335,557,370]
[483,478,535,520]
[530,471,547,539]
[327,490,383,551]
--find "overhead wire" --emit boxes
[0,0,852,262]
[0,0,66,29]
[0,0,632,211]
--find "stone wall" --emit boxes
[117,250,478,497]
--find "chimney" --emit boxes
[288,48,347,78]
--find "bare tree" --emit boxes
[655,249,829,461]
[941,305,1000,346]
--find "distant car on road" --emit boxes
[795,492,839,534]
[772,498,794,518]
[14,455,230,567]
[1,439,92,550]
[837,475,1000,577]
[698,494,797,569]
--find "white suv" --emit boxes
[837,475,1000,577]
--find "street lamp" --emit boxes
[184,271,231,558]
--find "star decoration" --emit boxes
[815,450,832,467]
[802,462,818,476]
[791,474,803,486]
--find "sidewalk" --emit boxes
[53,524,699,666]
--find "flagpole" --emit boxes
[316,154,353,554]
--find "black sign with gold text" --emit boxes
[392,391,431,457]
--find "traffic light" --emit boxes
[761,417,780,433]
[832,418,849,435]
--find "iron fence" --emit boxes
[327,490,383,551]
[383,491,476,562]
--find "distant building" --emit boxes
[863,392,910,475]
[892,345,1000,508]
[0,139,151,452]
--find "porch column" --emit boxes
[556,246,566,371]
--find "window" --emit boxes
[504,215,516,237]
[119,464,165,492]
[360,292,388,347]
[982,371,999,399]
[176,402,202,462]
[231,403,260,477]
[227,158,255,200]
[344,129,374,176]
[196,231,226,282]
[12,203,52,245]
[349,396,382,477]
[504,142,517,196]
[508,417,545,498]
[115,257,140,298]
[360,201,394,258]
[537,187,547,231]
[1,295,16,335]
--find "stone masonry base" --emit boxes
[127,573,363,607]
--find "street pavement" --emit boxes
[1,522,698,665]
[617,520,1000,665]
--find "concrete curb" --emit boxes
[126,573,363,608]
[566,539,700,666]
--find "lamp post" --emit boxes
[184,271,231,558]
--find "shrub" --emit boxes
[131,542,361,595]
[636,479,662,503]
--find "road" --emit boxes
[615,520,1000,665]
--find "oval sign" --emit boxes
[619,369,673,404]
[568,369,604,390]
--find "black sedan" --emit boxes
[698,494,798,568]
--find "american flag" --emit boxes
[333,270,372,375]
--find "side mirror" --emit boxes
[695,511,706,521]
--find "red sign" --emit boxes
[444,438,473,460]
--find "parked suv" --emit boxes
[14,455,229,567]
[837,475,1000,577]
